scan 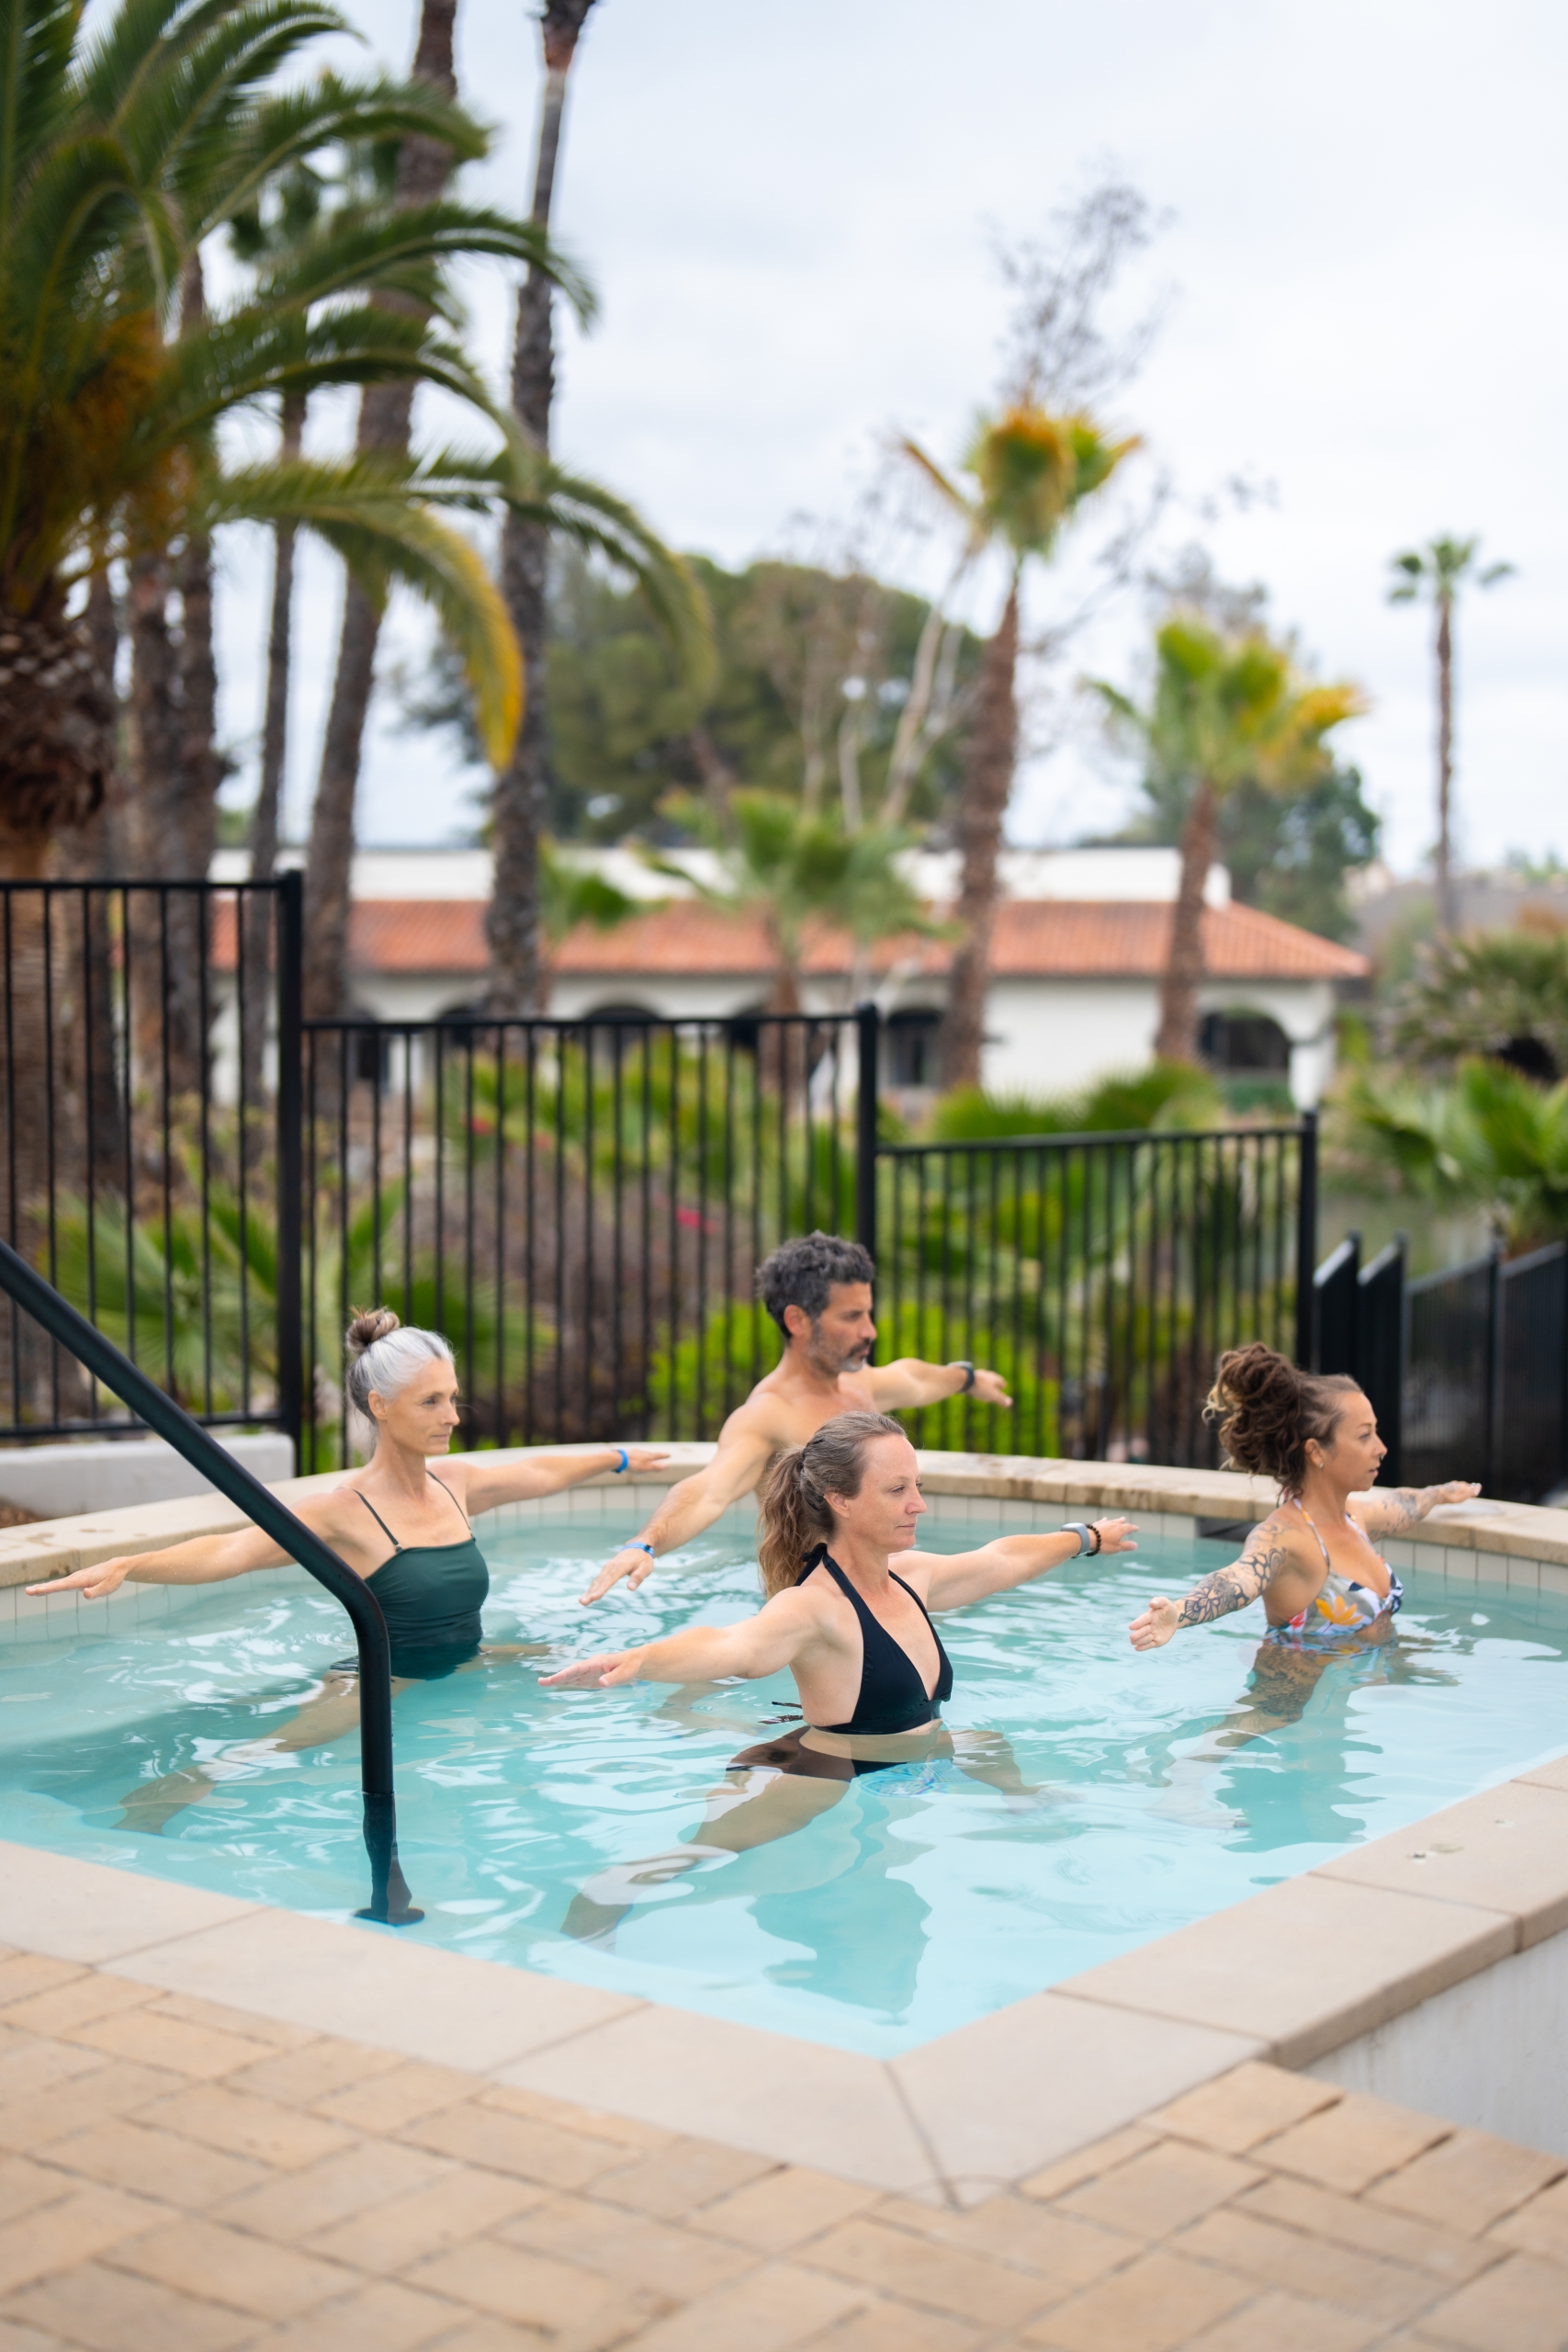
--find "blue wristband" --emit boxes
[624,1540,655,1557]
[614,1447,628,1474]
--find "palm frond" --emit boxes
[207,450,521,763]
[513,456,715,695]
[182,73,495,241]
[254,198,583,321]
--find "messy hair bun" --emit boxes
[343,1307,454,1446]
[1204,1341,1362,1494]
[346,1306,400,1356]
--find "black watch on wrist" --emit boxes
[950,1360,976,1393]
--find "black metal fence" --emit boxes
[0,877,299,1443]
[1405,1242,1567,1501]
[1313,1228,1568,1503]
[300,1009,864,1468]
[0,876,1343,1475]
[876,1124,1309,1464]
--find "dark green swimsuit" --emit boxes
[353,1478,490,1679]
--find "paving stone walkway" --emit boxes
[0,1946,1564,2351]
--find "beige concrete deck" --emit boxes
[0,1906,1563,2349]
[4,1453,1568,2342]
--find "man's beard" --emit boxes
[812,1331,873,1376]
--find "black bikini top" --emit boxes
[796,1544,953,1736]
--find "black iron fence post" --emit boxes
[0,1235,414,1925]
[1357,1234,1405,1485]
[1294,1109,1318,1367]
[275,871,305,1468]
[855,1002,879,1262]
[1314,1232,1360,1377]
[1484,1236,1503,1496]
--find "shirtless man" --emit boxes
[580,1230,1011,1604]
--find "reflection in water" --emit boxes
[1152,1623,1461,1846]
[560,1723,1038,1960]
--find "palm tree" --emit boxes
[303,0,472,1024]
[490,0,598,1016]
[1389,536,1513,934]
[902,405,1138,1089]
[0,0,590,877]
[1093,616,1364,1064]
[227,132,530,1101]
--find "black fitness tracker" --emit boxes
[951,1360,976,1393]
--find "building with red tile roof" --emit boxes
[221,846,1368,1103]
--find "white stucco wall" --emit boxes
[942,976,1337,1106]
[208,953,1340,1108]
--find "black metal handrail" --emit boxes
[0,1236,416,1925]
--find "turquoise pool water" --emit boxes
[3,1518,1567,2057]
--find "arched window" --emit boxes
[1199,1011,1292,1074]
[886,1008,942,1088]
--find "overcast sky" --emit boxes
[213,0,1568,876]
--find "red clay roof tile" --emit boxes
[213,895,1369,983]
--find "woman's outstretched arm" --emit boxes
[541,1589,817,1690]
[457,1444,671,1516]
[1351,1479,1481,1535]
[27,1520,299,1602]
[1129,1523,1293,1651]
[916,1517,1138,1611]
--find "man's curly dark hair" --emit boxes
[757,1232,875,1333]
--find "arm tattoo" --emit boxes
[1177,1534,1290,1627]
[1360,1487,1427,1532]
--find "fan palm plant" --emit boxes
[1329,1056,1568,1251]
[1389,536,1513,933]
[901,405,1139,1088]
[1391,922,1568,1082]
[658,789,931,1015]
[1092,616,1364,1064]
[0,0,606,876]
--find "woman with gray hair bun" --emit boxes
[543,1412,1136,1941]
[31,1308,668,1829]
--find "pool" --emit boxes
[4,1514,1568,2059]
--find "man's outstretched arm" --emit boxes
[867,1357,1012,1412]
[578,1419,775,1604]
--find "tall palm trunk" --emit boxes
[1435,592,1455,935]
[175,254,221,880]
[243,389,306,1114]
[0,604,114,876]
[127,552,181,872]
[59,571,128,1194]
[941,575,1019,1091]
[302,0,459,1021]
[488,0,597,1017]
[1155,776,1218,1064]
[0,597,115,1409]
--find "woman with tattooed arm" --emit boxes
[1130,1343,1479,1654]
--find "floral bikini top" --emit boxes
[1271,1498,1404,1645]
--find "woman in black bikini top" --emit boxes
[544,1414,1134,1943]
[544,1414,1134,1749]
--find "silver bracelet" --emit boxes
[1062,1521,1100,1557]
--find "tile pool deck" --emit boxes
[3,1450,1568,2345]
